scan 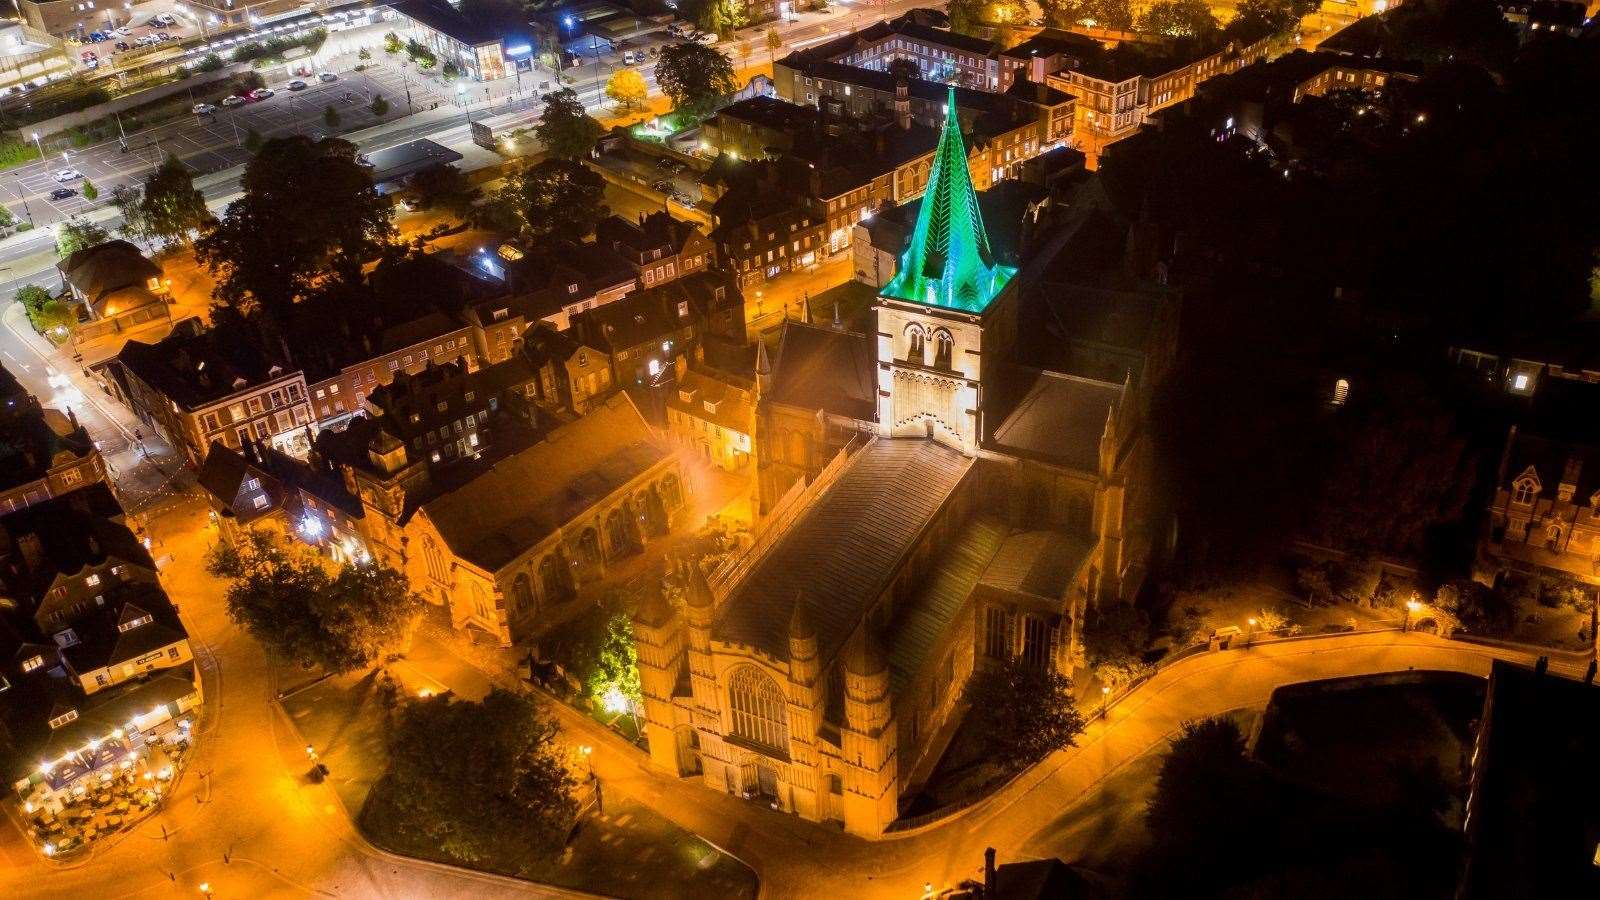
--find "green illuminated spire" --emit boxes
[881,86,1015,313]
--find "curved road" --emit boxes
[533,630,1579,900]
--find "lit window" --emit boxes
[116,614,153,633]
[48,709,79,729]
[85,573,100,587]
[1513,478,1538,505]
[1512,373,1530,391]
[253,495,270,510]
[21,655,43,673]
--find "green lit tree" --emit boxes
[81,179,98,202]
[140,154,212,246]
[54,216,108,258]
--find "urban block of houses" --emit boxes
[665,356,756,472]
[0,486,199,816]
[0,365,106,518]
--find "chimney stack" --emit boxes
[984,847,997,895]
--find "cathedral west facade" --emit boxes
[633,89,1158,836]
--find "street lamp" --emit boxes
[1404,598,1421,632]
[1100,685,1110,716]
[198,884,211,899]
[31,132,42,157]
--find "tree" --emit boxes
[766,27,782,63]
[384,31,401,54]
[1038,0,1090,27]
[887,57,919,82]
[605,68,648,113]
[206,531,422,673]
[358,46,371,61]
[370,94,390,117]
[1434,579,1516,635]
[362,689,577,870]
[54,216,108,258]
[243,128,263,153]
[655,42,738,117]
[947,0,986,35]
[1254,606,1288,632]
[1138,0,1220,37]
[534,88,603,160]
[963,657,1085,772]
[1145,718,1260,871]
[323,104,341,130]
[409,163,478,218]
[1225,0,1302,41]
[585,611,641,706]
[140,154,212,246]
[1084,0,1134,30]
[81,179,98,202]
[16,284,70,334]
[109,184,148,245]
[697,0,746,38]
[195,135,394,321]
[484,157,606,239]
[34,299,75,338]
[1082,602,1150,669]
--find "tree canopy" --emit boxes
[655,42,738,116]
[962,657,1085,773]
[1082,602,1150,669]
[207,531,422,674]
[55,217,108,258]
[195,136,394,321]
[362,688,577,869]
[484,157,606,240]
[534,89,603,160]
[408,163,478,218]
[605,68,649,112]
[140,154,212,246]
[1138,0,1220,37]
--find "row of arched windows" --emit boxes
[905,323,954,370]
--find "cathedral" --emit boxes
[633,88,1160,836]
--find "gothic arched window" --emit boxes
[933,329,954,369]
[905,324,926,365]
[512,573,534,614]
[423,537,446,585]
[728,666,790,752]
[540,555,567,603]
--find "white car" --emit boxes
[54,168,83,182]
[192,102,216,114]
[318,71,337,82]
[287,79,307,91]
[221,95,246,107]
[116,26,132,36]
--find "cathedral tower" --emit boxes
[840,630,897,835]
[876,87,1020,455]
[632,587,684,774]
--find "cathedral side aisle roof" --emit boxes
[887,515,1010,696]
[990,371,1122,471]
[714,438,972,663]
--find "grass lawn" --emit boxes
[286,662,752,896]
[1255,673,1483,825]
[1017,709,1261,877]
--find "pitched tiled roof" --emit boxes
[58,240,160,304]
[768,320,877,422]
[978,530,1093,602]
[990,371,1121,471]
[419,392,667,573]
[888,515,1008,695]
[714,438,973,663]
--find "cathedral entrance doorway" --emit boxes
[756,762,778,799]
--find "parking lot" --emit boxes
[68,7,198,73]
[7,65,448,225]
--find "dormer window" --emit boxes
[21,655,43,673]
[1512,477,1538,505]
[567,283,579,294]
[677,301,689,318]
[48,709,79,729]
[53,629,79,649]
[117,614,153,633]
[85,573,100,587]
[493,308,509,321]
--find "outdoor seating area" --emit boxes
[20,718,194,857]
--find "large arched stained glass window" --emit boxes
[728,666,789,752]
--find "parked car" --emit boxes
[54,168,83,182]
[650,178,673,192]
[655,156,676,170]
[622,51,639,65]
[50,188,77,200]
[221,95,246,107]
[157,31,171,40]
[693,31,718,45]
[115,26,132,36]
[114,41,130,51]
[192,102,216,115]
[318,71,337,82]
[88,31,106,42]
[287,79,307,91]
[250,88,274,100]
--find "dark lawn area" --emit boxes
[1255,671,1483,825]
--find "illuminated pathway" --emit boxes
[502,630,1576,899]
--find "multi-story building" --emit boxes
[665,357,756,472]
[519,324,615,417]
[595,212,716,291]
[570,270,745,386]
[0,365,107,517]
[110,322,313,467]
[361,356,541,466]
[472,239,639,331]
[710,191,831,291]
[788,13,1003,91]
[197,437,371,566]
[0,486,200,815]
[388,0,521,81]
[344,392,689,644]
